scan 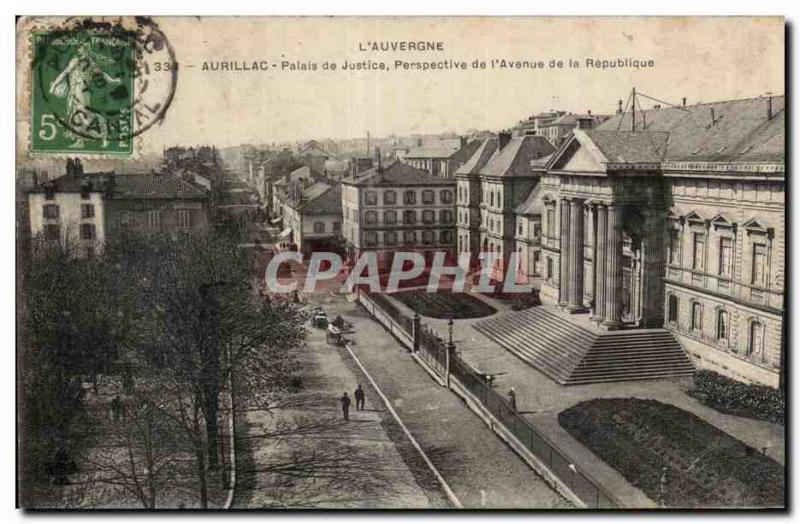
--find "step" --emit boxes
[482,329,582,380]
[476,318,592,363]
[565,371,695,386]
[570,362,695,377]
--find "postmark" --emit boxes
[30,18,178,157]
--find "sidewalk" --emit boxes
[324,296,570,509]
[234,310,434,509]
[395,292,785,506]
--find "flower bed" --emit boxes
[689,370,785,425]
[558,398,784,508]
[390,290,497,319]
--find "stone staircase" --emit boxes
[473,307,695,385]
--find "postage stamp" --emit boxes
[32,29,135,155]
[28,18,178,157]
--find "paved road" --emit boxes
[233,313,436,509]
[318,294,569,509]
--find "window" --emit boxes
[148,210,162,230]
[385,231,398,246]
[547,258,554,280]
[404,191,416,205]
[364,191,377,206]
[403,231,416,245]
[365,211,377,225]
[117,211,131,229]
[178,209,192,229]
[718,237,733,277]
[333,221,341,233]
[747,320,764,358]
[80,223,96,241]
[490,192,494,207]
[668,295,679,324]
[716,310,729,341]
[692,232,705,270]
[404,210,416,224]
[669,229,681,265]
[313,221,325,233]
[81,204,95,219]
[383,190,396,205]
[458,186,463,202]
[422,190,434,204]
[422,231,434,245]
[547,208,555,239]
[751,243,768,285]
[518,222,523,235]
[384,210,397,225]
[365,231,377,247]
[440,210,453,224]
[440,190,453,204]
[691,302,702,332]
[422,210,434,224]
[441,229,453,244]
[533,223,541,239]
[43,204,59,219]
[44,224,60,241]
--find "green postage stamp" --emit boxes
[31,29,135,156]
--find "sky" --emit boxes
[19,16,785,156]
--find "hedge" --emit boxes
[689,370,784,425]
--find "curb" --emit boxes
[343,342,463,509]
[223,377,237,509]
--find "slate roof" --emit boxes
[479,135,556,178]
[37,172,208,200]
[404,138,478,160]
[514,183,542,215]
[594,95,785,163]
[455,138,498,175]
[346,160,455,186]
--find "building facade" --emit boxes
[534,96,784,387]
[404,137,481,178]
[28,159,211,255]
[341,160,456,271]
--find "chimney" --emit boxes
[577,116,594,130]
[617,99,623,114]
[682,97,687,107]
[587,109,592,117]
[460,136,467,149]
[767,94,773,120]
[498,131,511,151]
[416,137,423,147]
[374,146,382,163]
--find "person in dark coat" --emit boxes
[508,387,517,412]
[354,385,365,410]
[339,392,351,420]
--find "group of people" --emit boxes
[339,385,366,420]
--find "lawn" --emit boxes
[390,290,497,319]
[558,398,784,508]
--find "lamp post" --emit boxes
[445,316,454,389]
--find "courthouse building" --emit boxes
[533,95,785,387]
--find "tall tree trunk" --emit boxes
[193,401,209,509]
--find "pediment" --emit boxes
[547,131,608,174]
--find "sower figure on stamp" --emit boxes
[339,392,351,420]
[354,385,365,410]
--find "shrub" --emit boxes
[689,370,784,425]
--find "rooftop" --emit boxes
[593,95,785,164]
[346,160,455,186]
[479,135,556,178]
[35,171,208,200]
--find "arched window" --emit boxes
[668,295,679,324]
[691,301,702,332]
[716,309,729,341]
[747,320,764,358]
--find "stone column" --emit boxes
[604,204,624,327]
[641,205,666,327]
[558,198,570,306]
[592,204,608,321]
[568,198,585,310]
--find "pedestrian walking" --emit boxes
[508,387,517,412]
[354,385,365,410]
[111,395,122,421]
[339,392,351,420]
